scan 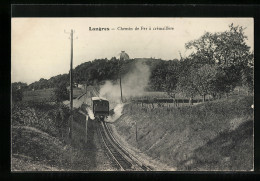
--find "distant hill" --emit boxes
[25,57,172,91]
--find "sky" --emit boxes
[11,18,254,84]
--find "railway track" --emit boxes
[98,120,151,171]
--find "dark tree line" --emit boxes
[21,57,163,91]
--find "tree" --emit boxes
[11,82,27,103]
[185,24,252,68]
[163,60,181,106]
[12,89,23,103]
[185,24,253,96]
[241,65,253,94]
[177,68,198,105]
[53,82,69,102]
[149,61,168,91]
[193,64,218,102]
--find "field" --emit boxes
[112,95,253,171]
[22,88,85,102]
[123,86,249,106]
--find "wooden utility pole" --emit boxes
[69,30,74,139]
[65,29,75,138]
[70,29,74,111]
[118,51,129,103]
[135,120,138,142]
[119,65,123,103]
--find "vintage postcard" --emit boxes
[11,17,254,171]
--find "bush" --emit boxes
[12,101,70,138]
[53,82,69,102]
[12,89,23,103]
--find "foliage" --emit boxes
[182,23,253,98]
[176,68,198,99]
[12,101,70,138]
[241,65,253,93]
[185,24,252,68]
[53,82,69,102]
[193,64,218,97]
[23,24,253,102]
[28,74,69,90]
[12,89,23,103]
[12,82,28,90]
[12,82,27,103]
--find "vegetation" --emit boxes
[11,101,118,171]
[11,82,27,103]
[12,101,70,138]
[113,95,253,170]
[11,23,254,171]
[177,24,253,103]
[12,24,253,106]
[11,101,80,170]
[12,89,23,103]
[53,82,69,102]
[12,126,92,171]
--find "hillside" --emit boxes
[12,126,90,171]
[11,101,118,171]
[25,58,165,91]
[111,95,253,171]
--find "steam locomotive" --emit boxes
[91,97,109,121]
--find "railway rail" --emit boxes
[98,120,151,171]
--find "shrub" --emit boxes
[53,82,69,103]
[12,101,70,138]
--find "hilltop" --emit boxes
[17,58,166,91]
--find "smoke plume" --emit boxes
[99,60,151,102]
[106,103,124,123]
[99,60,151,123]
[86,107,95,120]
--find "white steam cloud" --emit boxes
[86,107,95,120]
[106,103,124,123]
[99,61,151,102]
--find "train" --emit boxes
[91,97,109,121]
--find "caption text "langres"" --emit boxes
[89,26,174,31]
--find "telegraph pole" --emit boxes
[135,120,137,142]
[119,61,123,103]
[69,30,74,139]
[70,29,73,111]
[118,51,129,103]
[65,29,76,138]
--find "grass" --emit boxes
[11,100,117,171]
[11,101,70,138]
[11,126,92,171]
[127,91,210,101]
[113,95,253,171]
[11,101,94,171]
[178,120,253,171]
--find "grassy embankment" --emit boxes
[11,101,96,171]
[11,87,91,171]
[113,95,253,171]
